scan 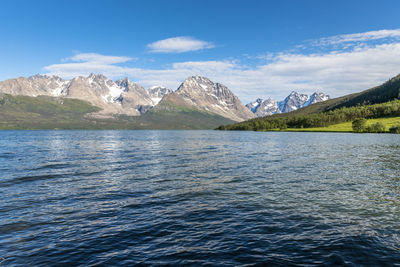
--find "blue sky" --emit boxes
[2,0,400,102]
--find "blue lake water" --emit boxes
[1,130,400,266]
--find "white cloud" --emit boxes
[68,53,132,64]
[44,53,134,79]
[44,29,400,103]
[147,36,215,53]
[315,29,400,46]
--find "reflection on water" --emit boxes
[0,130,400,266]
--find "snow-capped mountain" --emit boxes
[0,74,161,115]
[304,92,330,106]
[156,76,255,121]
[0,74,253,121]
[247,98,263,113]
[247,91,330,117]
[0,74,69,97]
[279,91,310,113]
[246,98,281,116]
[148,86,173,104]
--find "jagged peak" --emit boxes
[28,74,64,81]
[264,98,277,103]
[310,92,329,97]
[288,91,307,96]
[86,73,108,81]
[149,85,167,90]
[115,77,131,87]
[28,74,50,79]
[247,90,329,117]
[183,75,213,85]
[148,86,172,95]
[115,78,146,92]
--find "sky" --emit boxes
[1,0,400,103]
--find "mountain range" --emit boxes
[0,74,172,116]
[153,75,254,121]
[0,73,331,122]
[246,92,330,117]
[219,73,400,131]
[0,74,256,129]
[0,72,343,129]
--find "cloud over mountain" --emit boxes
[44,29,400,103]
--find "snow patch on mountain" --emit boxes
[247,91,330,117]
[102,82,124,103]
[164,75,255,121]
[148,86,173,104]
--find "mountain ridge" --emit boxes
[246,91,330,117]
[217,73,400,131]
[0,74,174,116]
[153,75,255,121]
[0,74,253,129]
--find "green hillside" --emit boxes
[0,94,234,130]
[217,99,400,132]
[272,73,400,118]
[139,95,235,129]
[218,73,400,132]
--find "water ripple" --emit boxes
[0,130,400,266]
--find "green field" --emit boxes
[0,94,234,130]
[218,74,400,132]
[284,117,400,132]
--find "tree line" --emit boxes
[218,100,400,132]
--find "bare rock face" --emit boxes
[0,74,69,97]
[0,74,255,121]
[159,76,255,122]
[115,78,155,115]
[0,73,157,116]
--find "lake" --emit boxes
[1,130,400,266]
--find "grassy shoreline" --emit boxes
[249,116,400,133]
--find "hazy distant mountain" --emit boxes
[148,86,173,105]
[247,91,330,117]
[153,76,255,122]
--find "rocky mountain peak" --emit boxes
[28,74,50,80]
[287,91,309,101]
[178,75,215,94]
[279,91,311,113]
[115,77,132,89]
[0,73,255,122]
[247,91,330,117]
[87,73,96,80]
[87,73,109,84]
[307,92,330,105]
[246,98,263,113]
[168,76,255,121]
[27,74,64,82]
